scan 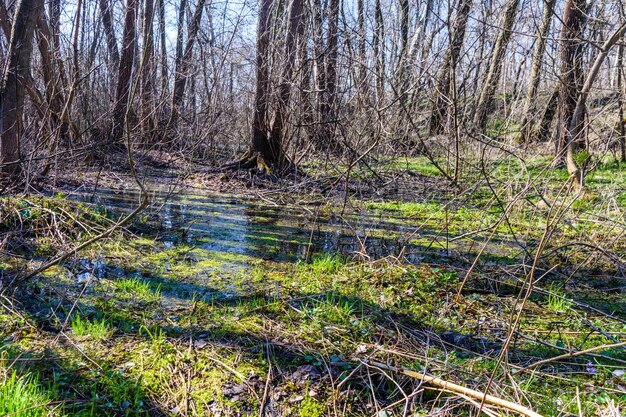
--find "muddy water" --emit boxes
[69,188,521,267]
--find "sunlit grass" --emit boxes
[70,314,113,341]
[0,370,55,417]
[115,277,161,303]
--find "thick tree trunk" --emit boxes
[429,0,472,135]
[555,0,587,164]
[396,0,409,90]
[356,0,367,107]
[111,0,138,144]
[247,0,281,169]
[36,9,73,145]
[473,0,520,133]
[0,0,42,179]
[518,0,555,143]
[564,22,626,188]
[373,0,385,105]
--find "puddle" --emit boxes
[68,188,523,279]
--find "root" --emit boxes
[221,151,303,178]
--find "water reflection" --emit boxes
[69,188,519,267]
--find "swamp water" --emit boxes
[71,188,521,270]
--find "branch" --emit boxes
[366,360,544,417]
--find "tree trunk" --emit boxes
[564,21,626,188]
[111,0,138,144]
[0,2,11,40]
[317,0,339,149]
[429,0,472,135]
[247,0,280,169]
[518,0,555,143]
[99,0,120,68]
[356,0,367,107]
[168,0,207,130]
[0,0,41,179]
[373,0,385,105]
[396,0,409,90]
[555,0,587,164]
[36,8,73,145]
[141,0,155,140]
[268,0,305,150]
[617,44,626,162]
[158,0,168,97]
[533,86,559,143]
[472,0,520,132]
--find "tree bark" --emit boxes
[158,0,168,97]
[473,0,520,133]
[168,0,207,130]
[141,0,155,140]
[247,0,281,169]
[0,0,42,179]
[373,0,385,105]
[111,0,138,144]
[0,2,11,40]
[518,0,555,143]
[555,0,587,163]
[317,0,339,149]
[429,0,472,135]
[356,0,367,107]
[36,8,73,145]
[565,21,626,188]
[99,0,120,68]
[617,45,626,162]
[533,86,559,143]
[268,0,305,151]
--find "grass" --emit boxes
[2,157,626,416]
[114,277,162,303]
[545,285,573,313]
[71,314,113,341]
[0,369,56,417]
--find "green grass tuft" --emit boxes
[71,314,113,341]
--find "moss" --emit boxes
[299,395,326,417]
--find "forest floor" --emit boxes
[1,152,626,416]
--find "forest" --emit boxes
[1,0,626,415]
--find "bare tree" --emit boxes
[473,0,520,132]
[241,0,278,170]
[518,0,556,143]
[429,0,472,135]
[0,0,42,179]
[268,0,305,150]
[555,0,587,164]
[168,0,208,131]
[317,0,339,150]
[111,0,138,144]
[99,0,120,68]
[564,20,626,188]
[140,0,156,141]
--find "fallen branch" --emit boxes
[11,193,149,285]
[514,340,626,375]
[366,360,543,417]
